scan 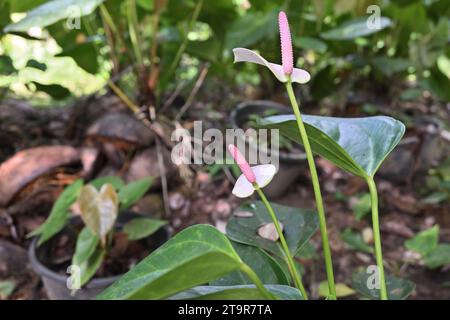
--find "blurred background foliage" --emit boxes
[0,0,449,107]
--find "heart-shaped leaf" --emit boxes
[118,177,154,210]
[4,0,106,33]
[211,241,289,286]
[351,271,415,300]
[262,115,405,178]
[123,217,167,241]
[169,284,302,300]
[29,179,83,246]
[97,225,247,300]
[78,184,118,244]
[226,201,318,258]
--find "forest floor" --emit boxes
[0,90,449,300]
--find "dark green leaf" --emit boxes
[4,0,106,32]
[118,177,154,210]
[29,179,83,245]
[56,41,99,74]
[32,82,71,99]
[0,55,16,75]
[320,17,392,40]
[351,271,415,300]
[97,225,245,300]
[123,218,167,241]
[404,225,439,256]
[225,9,277,50]
[25,59,47,71]
[186,38,221,62]
[293,36,328,54]
[211,241,289,286]
[169,285,302,300]
[226,201,318,258]
[262,114,406,178]
[372,57,410,76]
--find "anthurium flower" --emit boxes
[228,144,277,198]
[232,11,311,84]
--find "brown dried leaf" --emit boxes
[257,222,283,242]
[233,211,254,218]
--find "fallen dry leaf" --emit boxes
[257,222,283,242]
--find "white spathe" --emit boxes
[233,48,311,84]
[232,164,277,198]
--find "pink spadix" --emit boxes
[228,144,256,184]
[278,11,293,75]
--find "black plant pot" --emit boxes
[230,100,307,199]
[29,212,170,300]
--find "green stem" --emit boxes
[240,263,276,300]
[255,186,308,300]
[285,80,337,299]
[127,0,144,67]
[366,177,388,300]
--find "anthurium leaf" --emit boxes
[78,184,118,243]
[351,271,415,300]
[211,241,289,286]
[90,176,124,191]
[97,225,246,300]
[72,227,100,267]
[118,177,153,210]
[319,281,355,298]
[424,244,450,269]
[226,201,318,258]
[405,225,439,256]
[4,0,106,33]
[123,218,167,241]
[320,17,392,40]
[341,228,373,254]
[78,248,105,286]
[29,179,83,246]
[262,115,406,178]
[169,284,302,300]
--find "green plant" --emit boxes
[405,225,450,269]
[30,176,166,287]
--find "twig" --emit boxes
[155,132,171,218]
[160,80,187,113]
[175,64,209,121]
